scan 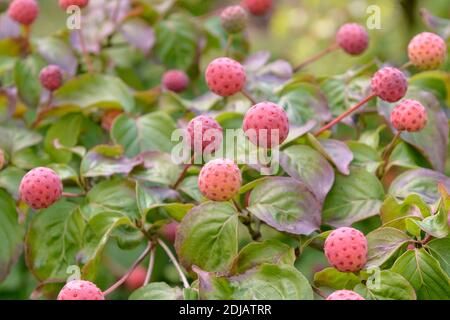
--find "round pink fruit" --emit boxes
[57,280,104,300]
[221,5,248,34]
[125,266,147,291]
[198,158,242,201]
[205,57,246,97]
[160,220,179,244]
[336,23,369,55]
[371,67,408,102]
[186,115,223,153]
[19,167,63,210]
[39,65,63,92]
[391,99,427,132]
[59,0,89,10]
[8,0,39,25]
[162,70,190,93]
[324,227,368,272]
[243,101,289,148]
[326,290,365,300]
[241,0,273,16]
[408,32,447,70]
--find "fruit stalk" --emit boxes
[157,238,190,288]
[293,43,339,72]
[144,247,156,286]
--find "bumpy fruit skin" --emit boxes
[198,158,242,201]
[57,280,104,300]
[390,99,427,132]
[324,227,368,272]
[205,57,246,97]
[241,0,272,16]
[101,109,123,131]
[39,65,63,92]
[162,70,189,93]
[59,0,89,10]
[125,266,147,291]
[221,5,247,34]
[160,220,179,244]
[8,0,39,25]
[336,23,369,55]
[243,101,289,148]
[19,167,63,210]
[326,290,365,300]
[186,115,223,152]
[408,32,447,70]
[371,67,408,102]
[0,149,4,171]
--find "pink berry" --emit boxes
[162,70,189,93]
[324,227,368,272]
[205,57,246,97]
[39,65,63,92]
[125,266,147,291]
[243,101,289,148]
[241,0,273,16]
[221,5,247,34]
[336,23,369,55]
[326,290,365,300]
[408,32,447,70]
[57,280,104,300]
[160,220,179,244]
[390,99,427,132]
[371,67,408,102]
[8,0,39,25]
[186,115,223,153]
[0,149,4,171]
[198,158,242,201]
[59,0,89,10]
[19,167,63,210]
[101,109,123,131]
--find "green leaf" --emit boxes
[178,175,204,202]
[358,125,386,149]
[314,267,361,290]
[175,202,238,272]
[131,152,182,186]
[0,166,25,199]
[0,189,24,282]
[247,177,321,235]
[280,145,334,201]
[129,282,183,300]
[51,74,135,113]
[44,113,83,163]
[36,36,77,76]
[231,240,295,274]
[14,54,45,108]
[25,200,85,280]
[391,248,450,299]
[47,163,80,186]
[366,227,411,267]
[111,113,177,157]
[0,125,42,156]
[414,202,449,238]
[80,150,142,178]
[347,141,382,174]
[426,237,450,277]
[322,168,385,227]
[380,195,430,230]
[354,270,416,300]
[154,13,198,70]
[388,142,430,170]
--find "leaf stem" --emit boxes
[377,131,401,178]
[157,238,190,288]
[103,242,153,297]
[293,43,339,72]
[314,94,377,136]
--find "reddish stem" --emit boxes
[293,43,340,72]
[241,90,257,105]
[172,155,195,190]
[315,94,377,136]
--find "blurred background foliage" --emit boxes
[0,0,448,299]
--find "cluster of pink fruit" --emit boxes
[7,0,448,300]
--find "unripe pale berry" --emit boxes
[186,115,223,153]
[57,280,104,300]
[390,99,427,132]
[160,220,179,244]
[125,266,147,291]
[205,57,246,97]
[162,70,189,93]
[326,290,365,300]
[324,227,368,272]
[221,5,248,34]
[0,149,4,171]
[198,158,242,201]
[243,101,289,148]
[408,32,447,70]
[336,23,369,55]
[371,67,408,102]
[59,0,89,10]
[19,167,63,210]
[101,109,123,131]
[8,0,39,25]
[39,65,63,92]
[241,0,273,16]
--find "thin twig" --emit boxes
[144,247,156,286]
[62,192,86,198]
[241,90,257,105]
[312,286,327,299]
[400,61,413,70]
[377,131,401,178]
[225,34,233,56]
[103,242,152,296]
[172,155,195,190]
[157,238,190,288]
[293,43,339,72]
